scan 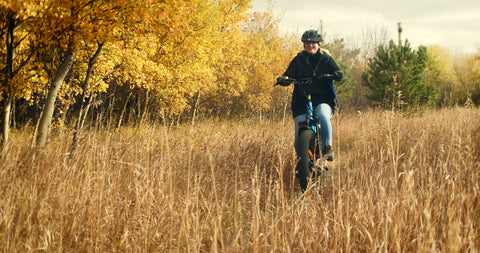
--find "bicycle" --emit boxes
[275,74,334,191]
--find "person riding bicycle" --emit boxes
[277,29,343,162]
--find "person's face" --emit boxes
[304,42,320,55]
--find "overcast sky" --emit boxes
[250,0,480,55]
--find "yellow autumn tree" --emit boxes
[0,1,38,147]
[13,0,121,147]
[426,45,458,106]
[24,0,163,148]
[198,0,254,115]
[3,0,355,132]
[240,11,296,116]
[101,0,225,125]
[151,0,221,119]
[454,48,480,106]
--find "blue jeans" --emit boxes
[294,103,333,149]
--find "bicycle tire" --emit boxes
[296,129,314,191]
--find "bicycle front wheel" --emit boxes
[295,129,314,191]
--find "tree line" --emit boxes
[1,0,479,149]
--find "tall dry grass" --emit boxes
[1,107,479,252]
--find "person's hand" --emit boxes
[276,76,292,86]
[333,70,343,81]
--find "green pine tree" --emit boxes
[362,25,439,112]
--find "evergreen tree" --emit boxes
[362,24,439,111]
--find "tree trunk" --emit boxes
[140,89,149,125]
[77,42,103,125]
[71,42,103,157]
[117,90,133,129]
[1,11,15,148]
[282,99,289,127]
[191,90,201,126]
[2,10,34,148]
[36,48,76,148]
[1,94,13,148]
[80,95,93,129]
[106,85,116,130]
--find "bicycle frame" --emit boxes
[276,75,333,191]
[296,80,327,172]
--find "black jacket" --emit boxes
[283,50,343,117]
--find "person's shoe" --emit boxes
[323,145,334,161]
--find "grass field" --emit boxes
[1,107,479,252]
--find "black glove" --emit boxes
[333,70,343,81]
[276,76,292,86]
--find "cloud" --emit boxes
[251,0,480,54]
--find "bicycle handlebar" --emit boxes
[274,74,334,86]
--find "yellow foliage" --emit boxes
[454,48,480,104]
[426,45,456,84]
[1,0,296,118]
